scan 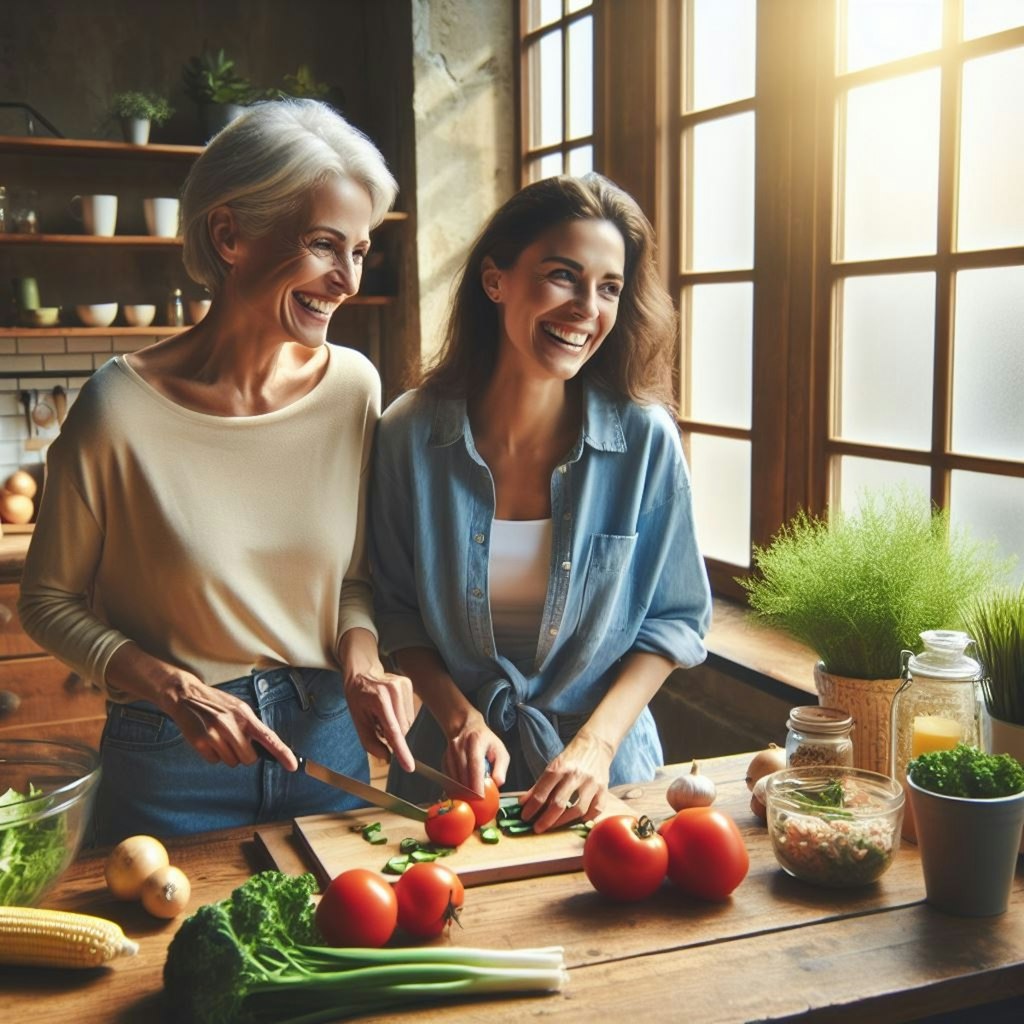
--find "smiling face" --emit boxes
[226,174,373,347]
[483,217,627,382]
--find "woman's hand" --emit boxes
[442,709,511,797]
[105,642,298,770]
[338,627,416,771]
[520,727,614,834]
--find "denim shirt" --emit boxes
[370,384,712,800]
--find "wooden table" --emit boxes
[4,753,1022,1022]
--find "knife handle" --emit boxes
[251,739,305,771]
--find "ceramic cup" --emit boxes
[187,298,212,324]
[123,304,157,328]
[70,194,118,236]
[143,197,180,238]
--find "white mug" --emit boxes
[70,194,118,236]
[143,197,180,238]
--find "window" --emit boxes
[519,0,596,181]
[518,1,1024,594]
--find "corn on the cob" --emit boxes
[0,906,139,968]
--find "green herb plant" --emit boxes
[738,487,1007,680]
[163,870,567,1024]
[0,785,69,906]
[907,743,1024,799]
[109,91,175,124]
[182,48,256,106]
[964,584,1024,726]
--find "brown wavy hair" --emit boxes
[418,173,677,407]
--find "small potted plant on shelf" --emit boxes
[906,744,1024,916]
[964,583,1024,849]
[109,91,174,145]
[182,47,256,140]
[737,487,1007,775]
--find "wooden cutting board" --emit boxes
[280,789,642,889]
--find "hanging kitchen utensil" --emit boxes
[52,385,67,427]
[22,390,48,451]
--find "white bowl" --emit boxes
[76,303,118,328]
[123,303,156,327]
[187,299,211,324]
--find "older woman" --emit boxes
[19,100,414,844]
[371,173,712,833]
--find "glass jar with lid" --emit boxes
[785,706,855,768]
[889,629,981,840]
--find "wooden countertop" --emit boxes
[4,752,1022,1023]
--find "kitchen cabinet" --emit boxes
[0,135,409,372]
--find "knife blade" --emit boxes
[252,741,428,822]
[413,759,484,802]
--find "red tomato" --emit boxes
[456,777,501,828]
[659,807,749,901]
[315,868,397,947]
[394,862,466,938]
[583,814,669,902]
[424,799,476,847]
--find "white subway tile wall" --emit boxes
[0,335,159,483]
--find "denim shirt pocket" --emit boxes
[574,533,638,638]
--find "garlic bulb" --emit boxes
[666,760,717,811]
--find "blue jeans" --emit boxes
[90,667,370,846]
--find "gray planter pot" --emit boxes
[121,117,151,145]
[907,775,1024,916]
[200,103,245,141]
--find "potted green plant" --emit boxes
[109,91,175,145]
[738,487,1007,775]
[964,584,1024,850]
[182,48,255,139]
[906,744,1024,916]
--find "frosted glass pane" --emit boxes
[689,113,755,271]
[841,70,940,260]
[840,0,943,74]
[538,152,564,180]
[951,266,1024,460]
[689,0,756,111]
[527,0,563,31]
[951,471,1024,586]
[567,17,593,139]
[530,30,563,148]
[963,0,1024,40]
[689,435,751,566]
[567,145,592,175]
[958,48,1024,251]
[567,0,592,12]
[835,457,930,517]
[838,273,934,449]
[687,283,753,428]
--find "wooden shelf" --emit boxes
[0,134,204,159]
[0,233,182,247]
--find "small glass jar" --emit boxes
[785,706,855,768]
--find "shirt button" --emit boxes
[561,561,571,571]
[471,587,483,598]
[548,627,558,637]
[557,465,568,475]
[473,532,485,544]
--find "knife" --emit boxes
[251,741,428,822]
[412,759,484,802]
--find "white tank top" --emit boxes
[489,518,553,667]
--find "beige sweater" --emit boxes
[19,345,380,696]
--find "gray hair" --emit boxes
[181,99,398,294]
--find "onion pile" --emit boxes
[105,835,191,919]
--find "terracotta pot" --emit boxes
[908,776,1024,916]
[813,663,903,776]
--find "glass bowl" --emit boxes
[764,765,904,888]
[0,738,101,906]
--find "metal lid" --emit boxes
[787,705,853,734]
[904,629,981,681]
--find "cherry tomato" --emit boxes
[659,807,749,901]
[315,868,397,947]
[456,777,501,828]
[583,814,669,902]
[424,799,476,847]
[394,862,466,938]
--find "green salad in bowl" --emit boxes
[0,739,100,906]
